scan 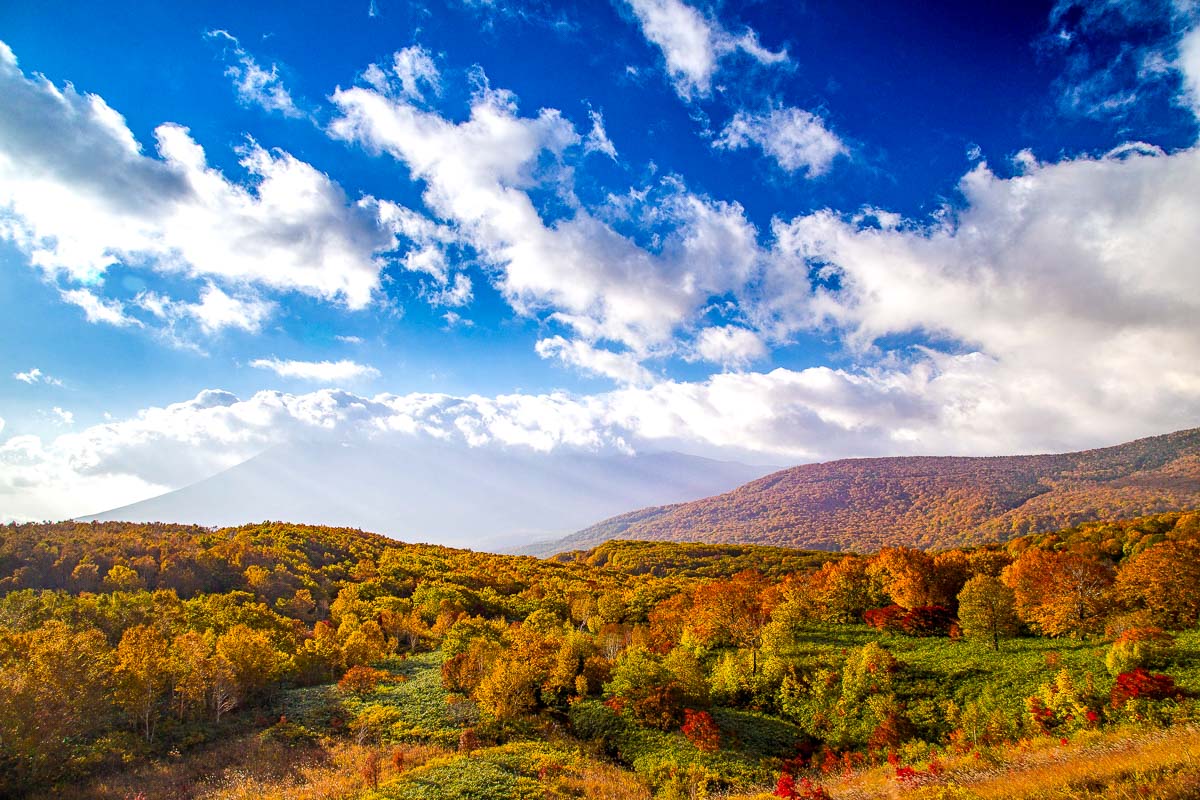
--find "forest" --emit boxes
[560,427,1200,553]
[1,510,1199,799]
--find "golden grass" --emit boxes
[34,736,451,800]
[723,727,1200,800]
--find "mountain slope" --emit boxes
[83,439,773,550]
[551,427,1200,553]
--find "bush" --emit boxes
[1105,628,1174,676]
[681,709,720,752]
[338,665,394,695]
[1110,668,1186,708]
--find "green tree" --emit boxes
[957,575,1019,651]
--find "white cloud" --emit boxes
[428,272,473,307]
[329,72,758,357]
[0,41,408,328]
[49,407,74,426]
[391,45,441,101]
[249,358,382,382]
[13,368,62,386]
[690,325,766,367]
[6,343,1197,521]
[752,143,1200,448]
[60,289,142,327]
[584,110,618,159]
[535,336,654,385]
[624,0,787,100]
[715,106,847,177]
[336,335,365,344]
[207,30,303,118]
[137,283,275,336]
[1179,24,1200,115]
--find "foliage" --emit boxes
[1,512,1199,798]
[561,431,1200,552]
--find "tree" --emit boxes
[688,570,773,673]
[171,630,215,720]
[1002,549,1113,637]
[0,621,112,791]
[868,548,939,609]
[113,624,173,740]
[1115,541,1200,629]
[215,624,288,707]
[474,657,538,723]
[957,575,1019,651]
[103,563,143,592]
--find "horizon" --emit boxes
[3,0,1200,524]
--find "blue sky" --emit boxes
[2,0,1200,521]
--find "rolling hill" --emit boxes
[82,438,773,550]
[545,427,1200,553]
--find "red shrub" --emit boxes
[775,773,832,799]
[864,604,953,636]
[865,605,908,631]
[681,709,720,752]
[1111,668,1185,707]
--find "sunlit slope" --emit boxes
[556,427,1200,553]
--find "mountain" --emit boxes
[546,427,1200,554]
[82,439,773,550]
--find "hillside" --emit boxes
[83,439,772,550]
[551,427,1200,553]
[3,513,1200,799]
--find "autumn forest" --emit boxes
[2,510,1199,799]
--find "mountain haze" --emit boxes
[547,427,1200,554]
[83,439,773,550]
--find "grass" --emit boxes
[367,741,649,800]
[725,725,1200,800]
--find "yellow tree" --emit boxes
[214,624,289,707]
[0,621,112,790]
[114,624,174,741]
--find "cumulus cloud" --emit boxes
[427,273,473,307]
[207,30,303,117]
[249,358,382,382]
[329,69,758,357]
[715,106,847,177]
[623,0,787,100]
[391,45,441,101]
[13,368,62,386]
[535,336,654,385]
[0,41,411,333]
[689,325,767,367]
[137,283,275,336]
[752,143,1200,447]
[7,338,1197,521]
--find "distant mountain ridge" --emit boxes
[547,427,1200,554]
[83,439,773,550]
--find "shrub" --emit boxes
[775,773,832,799]
[1110,668,1185,708]
[681,709,720,752]
[338,665,394,696]
[1105,628,1174,676]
